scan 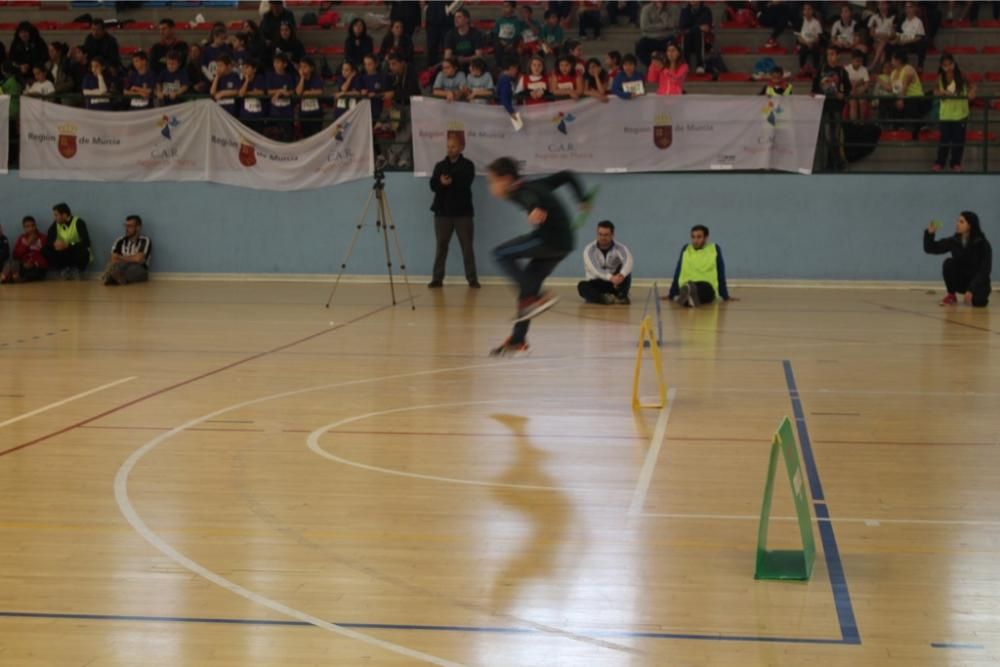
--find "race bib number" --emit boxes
[302,98,320,112]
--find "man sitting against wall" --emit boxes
[43,203,92,280]
[103,215,152,286]
[666,224,732,307]
[577,220,633,305]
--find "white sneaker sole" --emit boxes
[512,295,560,323]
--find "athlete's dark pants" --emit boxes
[493,233,569,344]
[943,258,990,307]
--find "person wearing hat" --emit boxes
[924,211,992,307]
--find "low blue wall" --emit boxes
[0,172,993,281]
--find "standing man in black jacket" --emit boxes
[429,135,479,289]
[925,211,992,307]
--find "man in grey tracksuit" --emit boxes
[578,220,633,305]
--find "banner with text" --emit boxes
[411,95,824,176]
[18,97,373,190]
[0,96,10,175]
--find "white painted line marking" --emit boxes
[0,376,136,430]
[628,388,678,517]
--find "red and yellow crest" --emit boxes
[446,121,466,150]
[653,113,672,151]
[58,123,78,159]
[238,138,256,167]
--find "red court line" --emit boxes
[0,304,396,459]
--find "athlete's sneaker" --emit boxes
[513,292,559,322]
[940,293,958,306]
[599,293,617,305]
[489,338,530,357]
[616,294,631,305]
[676,282,693,307]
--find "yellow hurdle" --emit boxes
[632,315,667,410]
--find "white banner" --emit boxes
[0,96,9,175]
[411,95,825,176]
[18,97,373,190]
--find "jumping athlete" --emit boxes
[486,157,592,357]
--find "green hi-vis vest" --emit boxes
[938,78,970,121]
[55,216,93,264]
[679,243,719,293]
[765,84,792,96]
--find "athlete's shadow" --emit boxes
[487,413,573,613]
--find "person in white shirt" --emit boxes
[103,215,152,286]
[830,5,860,52]
[868,0,897,70]
[845,49,870,121]
[897,1,927,69]
[795,2,824,75]
[578,221,633,305]
[25,64,55,97]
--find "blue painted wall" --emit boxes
[0,172,993,281]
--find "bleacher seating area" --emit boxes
[2,0,1000,172]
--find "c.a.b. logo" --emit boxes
[760,99,784,127]
[653,112,672,150]
[57,122,78,159]
[333,120,352,142]
[551,111,576,135]
[157,114,181,140]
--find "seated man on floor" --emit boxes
[103,215,152,286]
[577,220,633,305]
[1,216,48,284]
[666,224,731,306]
[43,202,93,280]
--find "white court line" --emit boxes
[638,512,1000,528]
[114,359,603,667]
[627,388,678,517]
[0,376,136,430]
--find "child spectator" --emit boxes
[273,22,305,65]
[565,40,587,77]
[647,43,688,96]
[25,65,54,97]
[814,46,851,115]
[433,57,467,102]
[518,5,542,55]
[492,1,523,61]
[156,52,190,106]
[1,217,47,284]
[211,55,242,116]
[759,65,792,95]
[540,10,566,57]
[359,53,393,122]
[202,23,232,81]
[345,18,374,68]
[795,2,824,76]
[230,32,250,73]
[333,60,361,119]
[887,48,922,136]
[267,53,298,140]
[831,5,859,53]
[124,51,156,109]
[296,57,325,137]
[934,53,974,172]
[379,20,414,64]
[582,57,609,101]
[897,1,927,71]
[605,50,623,79]
[82,57,112,111]
[550,55,583,100]
[46,42,75,96]
[239,61,268,131]
[611,53,645,99]
[496,57,521,116]
[0,62,20,118]
[464,57,495,104]
[845,50,870,121]
[578,0,604,39]
[517,55,550,105]
[185,44,209,94]
[868,1,896,71]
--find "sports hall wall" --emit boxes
[0,172,992,282]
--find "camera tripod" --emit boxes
[324,170,415,311]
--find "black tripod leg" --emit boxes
[381,190,416,310]
[376,190,397,305]
[324,188,376,308]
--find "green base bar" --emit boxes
[755,549,813,581]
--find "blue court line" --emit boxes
[782,360,861,646]
[931,642,986,650]
[0,610,847,644]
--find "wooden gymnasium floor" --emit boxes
[1,280,999,667]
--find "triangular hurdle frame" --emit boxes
[754,417,817,580]
[632,315,667,411]
[640,283,664,348]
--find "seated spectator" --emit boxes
[43,203,92,281]
[82,19,120,69]
[82,57,112,111]
[636,1,675,68]
[607,1,640,27]
[759,1,794,49]
[925,212,991,306]
[934,53,974,172]
[667,224,731,307]
[10,22,47,84]
[517,55,551,105]
[46,42,75,96]
[202,23,232,81]
[795,2,824,76]
[541,9,566,57]
[333,60,361,119]
[897,1,927,70]
[605,50,623,79]
[549,55,583,100]
[611,54,645,99]
[151,18,189,73]
[1,217,47,284]
[185,44,209,94]
[24,65,54,97]
[266,53,298,141]
[261,0,296,45]
[211,55,241,116]
[273,22,305,66]
[345,18,374,68]
[156,52,190,106]
[492,1,523,61]
[679,1,713,74]
[387,52,420,107]
[517,4,543,55]
[845,50,870,121]
[464,57,495,104]
[548,1,575,30]
[578,221,633,305]
[886,48,923,136]
[831,5,863,53]
[759,65,792,95]
[578,0,604,39]
[124,51,156,109]
[380,20,415,64]
[103,215,151,286]
[444,9,486,68]
[389,0,421,39]
[582,57,609,101]
[295,58,324,137]
[868,1,897,71]
[433,57,467,102]
[238,60,268,130]
[647,43,688,95]
[359,53,393,123]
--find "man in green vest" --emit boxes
[43,202,93,280]
[666,224,731,306]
